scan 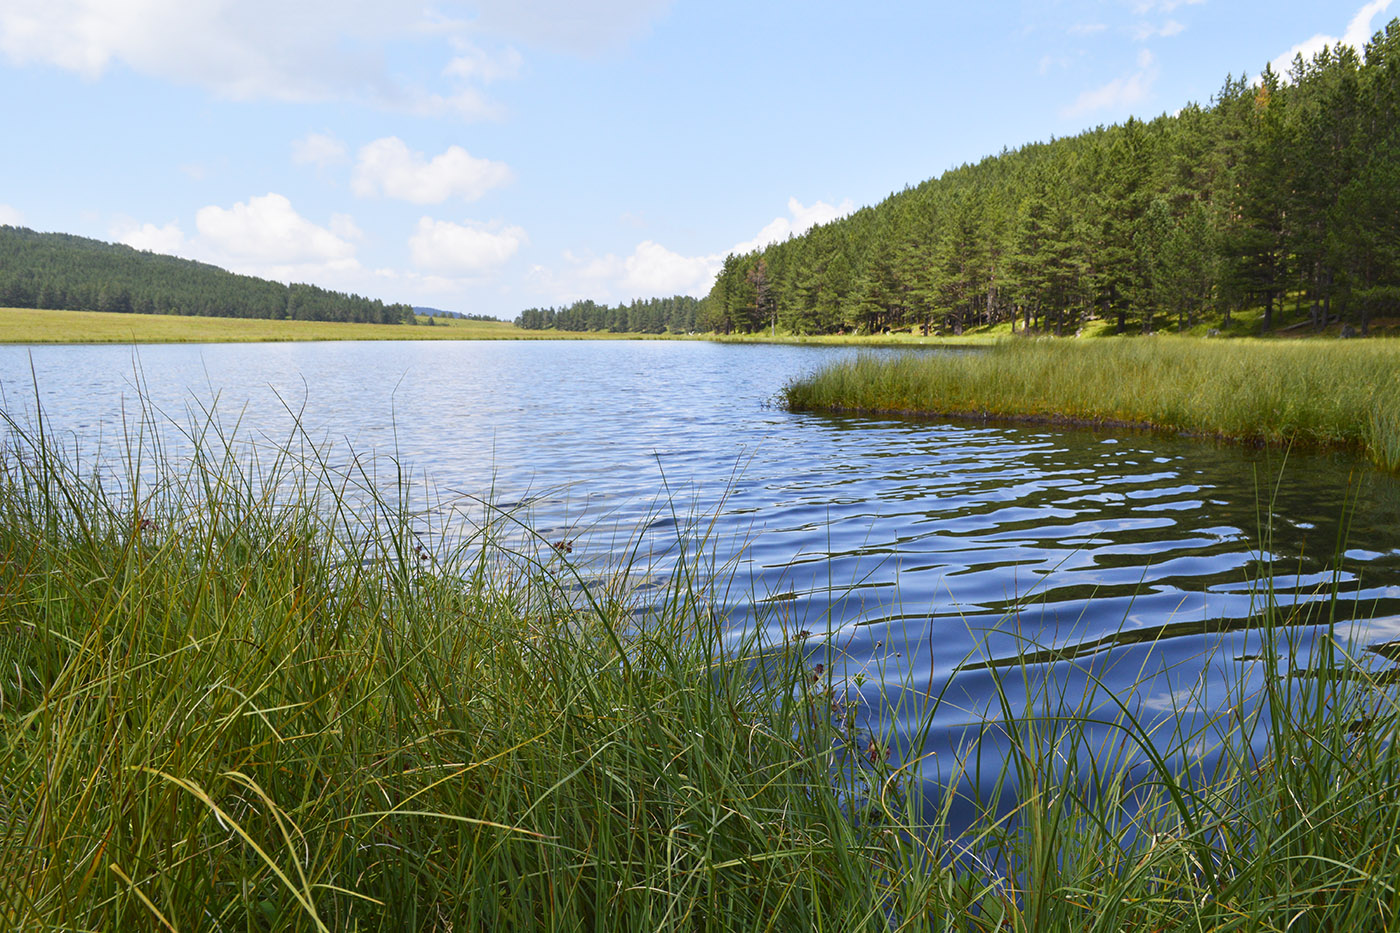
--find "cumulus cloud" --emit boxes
[409,218,527,274]
[0,0,402,101]
[328,213,364,241]
[0,204,24,226]
[619,241,715,296]
[1063,49,1159,117]
[1130,0,1203,12]
[195,193,357,264]
[352,137,513,204]
[443,41,523,82]
[116,220,188,255]
[537,196,857,303]
[1132,19,1185,39]
[110,196,372,294]
[403,87,503,122]
[729,197,855,255]
[0,0,670,111]
[471,0,672,54]
[292,131,348,169]
[1269,0,1394,77]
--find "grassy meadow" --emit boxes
[1,401,1400,930]
[0,307,654,344]
[784,337,1400,471]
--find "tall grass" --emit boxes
[783,338,1400,470]
[2,401,1399,930]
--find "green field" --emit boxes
[0,307,652,343]
[784,336,1400,470]
[9,304,1397,348]
[0,306,1005,347]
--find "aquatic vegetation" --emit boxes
[1,403,1398,931]
[784,338,1400,471]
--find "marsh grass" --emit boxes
[1,400,1399,931]
[783,338,1400,471]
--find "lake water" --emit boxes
[5,339,1400,811]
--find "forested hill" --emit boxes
[519,21,1399,338]
[701,22,1400,338]
[0,226,415,325]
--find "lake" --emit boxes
[5,338,1400,810]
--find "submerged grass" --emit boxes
[783,337,1400,470]
[1,399,1399,930]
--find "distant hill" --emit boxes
[0,226,415,325]
[697,23,1400,337]
[413,306,499,322]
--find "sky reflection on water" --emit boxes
[5,338,1399,808]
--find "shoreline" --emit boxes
[782,338,1400,470]
[5,305,1400,347]
[799,402,1325,450]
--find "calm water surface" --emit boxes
[5,339,1400,806]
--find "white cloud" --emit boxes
[0,0,402,101]
[0,0,668,110]
[195,193,356,264]
[292,131,348,168]
[110,198,373,294]
[0,204,24,226]
[443,41,523,82]
[728,197,856,255]
[1133,19,1185,39]
[116,220,188,254]
[409,218,526,274]
[1063,49,1159,117]
[404,87,503,122]
[621,241,716,296]
[328,213,364,241]
[1269,0,1394,77]
[1069,23,1108,35]
[537,196,857,302]
[1130,0,1203,12]
[352,137,513,204]
[471,0,672,54]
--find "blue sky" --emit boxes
[0,0,1393,318]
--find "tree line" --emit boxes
[514,295,701,333]
[707,24,1400,337]
[519,21,1400,337]
[0,227,416,325]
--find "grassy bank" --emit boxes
[705,331,1000,348]
[2,408,1400,930]
[784,337,1400,470]
[0,307,657,344]
[11,304,1399,348]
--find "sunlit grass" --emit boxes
[784,337,1400,470]
[1,397,1399,930]
[0,307,652,344]
[704,331,1002,348]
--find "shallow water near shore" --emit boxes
[5,338,1400,809]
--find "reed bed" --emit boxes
[1,403,1399,931]
[783,337,1400,470]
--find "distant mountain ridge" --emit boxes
[413,306,499,321]
[0,225,415,325]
